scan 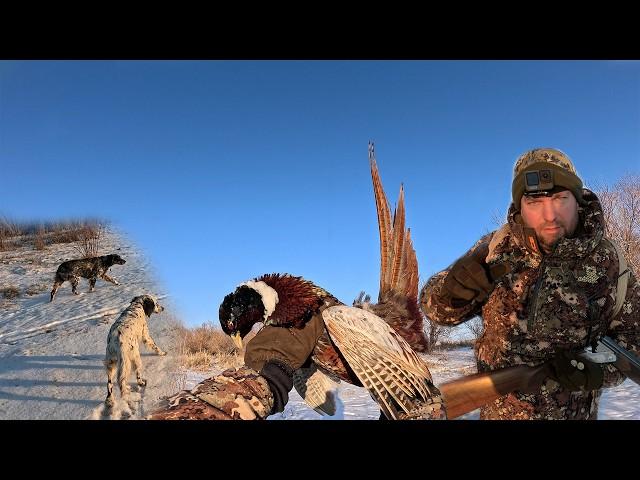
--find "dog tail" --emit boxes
[104,343,117,370]
[116,345,132,397]
[50,271,66,302]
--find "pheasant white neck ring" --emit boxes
[240,280,279,322]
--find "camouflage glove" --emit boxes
[441,241,509,308]
[545,350,604,392]
[244,313,326,414]
[148,366,274,420]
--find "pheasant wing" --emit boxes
[293,364,341,416]
[322,305,442,419]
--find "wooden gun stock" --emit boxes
[439,364,548,419]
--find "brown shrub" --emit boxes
[595,174,640,275]
[72,224,103,258]
[25,283,49,296]
[34,226,46,251]
[1,286,21,299]
[0,218,107,251]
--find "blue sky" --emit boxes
[2,60,639,326]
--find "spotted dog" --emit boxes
[104,295,167,409]
[50,253,126,302]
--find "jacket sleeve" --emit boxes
[148,366,275,420]
[419,233,493,326]
[602,267,640,387]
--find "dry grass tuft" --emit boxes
[25,283,49,296]
[0,218,107,252]
[175,321,257,371]
[34,226,46,251]
[437,338,475,350]
[72,224,104,258]
[1,285,21,299]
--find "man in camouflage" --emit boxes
[420,148,640,419]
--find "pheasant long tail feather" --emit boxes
[405,229,419,300]
[390,186,407,293]
[370,143,394,298]
[369,143,419,301]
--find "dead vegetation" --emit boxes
[25,283,49,296]
[594,174,640,275]
[437,338,476,349]
[0,218,106,254]
[175,321,257,371]
[1,285,20,299]
[72,224,104,258]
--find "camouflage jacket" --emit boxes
[420,189,640,419]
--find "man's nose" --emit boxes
[541,200,557,222]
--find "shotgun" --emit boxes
[438,336,640,419]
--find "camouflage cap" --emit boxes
[511,148,584,209]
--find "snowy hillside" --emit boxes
[0,227,183,420]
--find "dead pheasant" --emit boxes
[214,272,441,420]
[151,143,441,420]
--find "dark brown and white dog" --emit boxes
[104,295,166,409]
[50,253,126,302]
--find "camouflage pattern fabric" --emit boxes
[511,148,584,208]
[420,189,640,419]
[148,366,274,420]
[513,148,579,176]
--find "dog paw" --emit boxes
[157,350,167,356]
[137,378,147,387]
[105,397,115,409]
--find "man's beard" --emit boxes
[537,224,567,253]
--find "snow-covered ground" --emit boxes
[0,228,183,419]
[186,344,640,420]
[599,378,640,419]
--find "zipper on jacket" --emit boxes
[527,256,547,331]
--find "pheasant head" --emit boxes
[218,280,280,348]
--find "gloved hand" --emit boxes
[244,312,326,413]
[545,350,604,392]
[243,312,325,372]
[441,243,508,307]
